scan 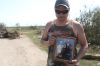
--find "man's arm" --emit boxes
[41,22,55,46]
[41,22,50,46]
[76,23,88,62]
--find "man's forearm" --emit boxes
[41,40,47,44]
[41,39,50,46]
[76,46,88,61]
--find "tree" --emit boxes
[16,23,21,31]
[77,7,100,45]
[0,23,6,29]
[91,8,100,45]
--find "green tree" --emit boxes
[16,23,21,31]
[77,7,100,45]
[91,8,100,45]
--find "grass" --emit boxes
[24,29,48,52]
[79,60,100,66]
[23,29,100,66]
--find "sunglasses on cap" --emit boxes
[55,10,69,14]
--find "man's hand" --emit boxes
[41,36,56,47]
[48,36,56,45]
[68,59,78,64]
[64,59,79,66]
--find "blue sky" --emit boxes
[0,0,100,26]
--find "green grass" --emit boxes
[23,29,100,66]
[87,46,100,54]
[79,60,100,66]
[24,29,48,52]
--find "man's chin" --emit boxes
[58,18,66,21]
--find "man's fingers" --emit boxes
[68,59,78,64]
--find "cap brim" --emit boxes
[56,4,70,10]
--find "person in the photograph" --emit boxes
[41,0,88,66]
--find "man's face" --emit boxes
[55,5,69,21]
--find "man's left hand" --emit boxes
[68,59,78,64]
[64,59,79,66]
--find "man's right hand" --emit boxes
[41,36,56,47]
[48,36,56,46]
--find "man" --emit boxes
[41,0,88,66]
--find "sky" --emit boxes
[0,0,100,27]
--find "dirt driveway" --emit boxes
[0,35,47,66]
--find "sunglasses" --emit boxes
[55,10,69,14]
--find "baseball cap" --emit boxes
[55,0,70,10]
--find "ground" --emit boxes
[0,35,47,66]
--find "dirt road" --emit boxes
[0,35,47,66]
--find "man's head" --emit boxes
[55,0,70,21]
